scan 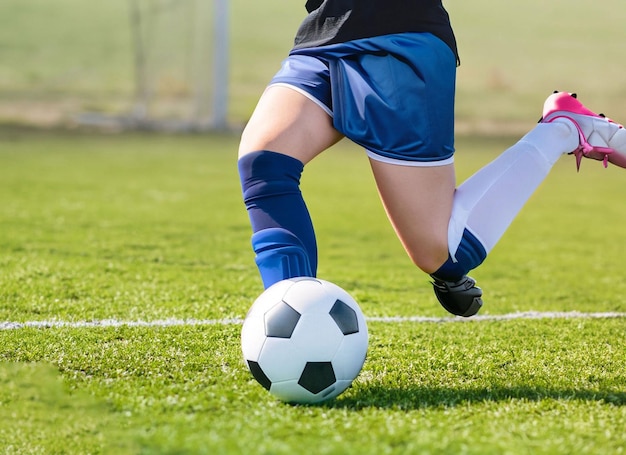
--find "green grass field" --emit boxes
[1,0,626,453]
[1,130,625,454]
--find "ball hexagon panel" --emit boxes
[280,278,332,314]
[270,378,354,404]
[289,310,345,360]
[242,281,298,361]
[270,380,318,403]
[241,314,268,362]
[245,279,295,320]
[257,336,308,383]
[331,332,368,381]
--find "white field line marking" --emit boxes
[0,311,625,331]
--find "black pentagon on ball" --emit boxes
[298,361,336,394]
[247,360,272,391]
[265,301,301,338]
[329,299,359,335]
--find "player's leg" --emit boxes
[368,158,486,317]
[424,92,625,317]
[369,120,578,317]
[324,33,482,315]
[431,120,578,317]
[442,92,626,281]
[238,83,343,289]
[368,161,455,274]
[239,84,342,164]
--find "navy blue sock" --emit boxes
[431,228,487,282]
[238,150,317,288]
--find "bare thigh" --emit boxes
[238,85,344,164]
[240,85,454,273]
[369,159,456,274]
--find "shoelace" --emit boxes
[545,112,614,171]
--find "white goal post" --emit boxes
[79,0,230,131]
[211,0,229,130]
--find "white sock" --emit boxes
[448,121,579,258]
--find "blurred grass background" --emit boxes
[0,0,624,130]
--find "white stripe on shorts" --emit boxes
[366,149,454,167]
[268,82,333,117]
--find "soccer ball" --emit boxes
[241,277,368,404]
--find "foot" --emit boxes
[431,275,483,317]
[541,91,626,170]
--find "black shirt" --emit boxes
[293,0,458,60]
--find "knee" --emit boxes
[238,151,304,202]
[405,238,450,275]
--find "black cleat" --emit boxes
[431,275,483,317]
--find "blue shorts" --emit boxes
[269,33,457,165]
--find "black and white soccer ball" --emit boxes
[241,277,368,404]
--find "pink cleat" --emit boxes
[541,91,626,170]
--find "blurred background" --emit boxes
[0,0,625,134]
